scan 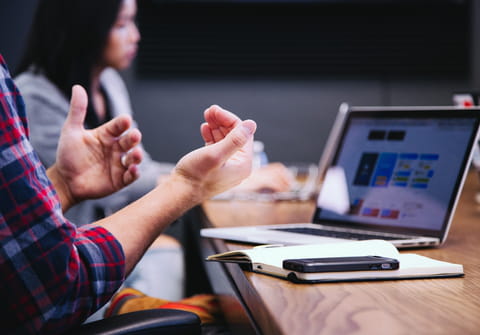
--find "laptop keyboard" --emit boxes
[273,227,400,241]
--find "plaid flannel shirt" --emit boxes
[0,55,125,334]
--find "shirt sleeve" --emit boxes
[0,55,126,334]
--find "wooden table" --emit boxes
[201,170,480,335]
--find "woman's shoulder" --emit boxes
[15,69,57,94]
[15,69,68,107]
[100,68,128,93]
[100,68,133,117]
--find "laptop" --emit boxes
[201,104,480,248]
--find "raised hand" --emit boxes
[173,105,257,201]
[201,106,293,194]
[49,85,143,210]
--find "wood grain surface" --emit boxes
[202,170,480,335]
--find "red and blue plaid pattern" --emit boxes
[0,54,125,334]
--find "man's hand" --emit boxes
[231,162,294,193]
[96,105,255,272]
[48,85,143,211]
[173,105,257,202]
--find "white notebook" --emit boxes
[206,240,464,283]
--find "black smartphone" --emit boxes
[282,255,399,273]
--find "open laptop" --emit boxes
[201,104,480,248]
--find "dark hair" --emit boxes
[16,0,123,126]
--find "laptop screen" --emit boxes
[314,107,480,238]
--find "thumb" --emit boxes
[212,120,257,160]
[64,85,88,130]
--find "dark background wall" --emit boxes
[2,0,480,165]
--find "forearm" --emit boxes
[96,174,200,273]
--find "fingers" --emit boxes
[120,147,142,186]
[117,128,142,152]
[102,114,134,139]
[204,105,240,127]
[123,163,140,186]
[202,105,241,143]
[259,163,294,191]
[269,169,294,191]
[120,147,143,167]
[121,165,139,186]
[65,85,88,130]
[210,119,256,164]
[65,85,136,145]
[200,122,214,145]
[233,163,293,193]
